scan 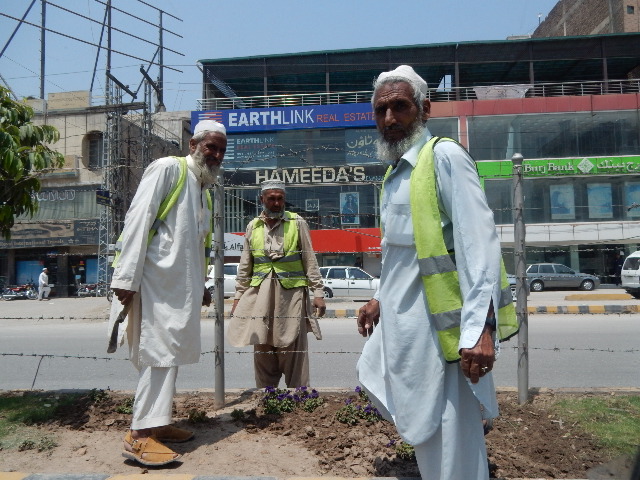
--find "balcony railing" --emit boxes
[197,78,640,111]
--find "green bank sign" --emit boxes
[477,156,640,178]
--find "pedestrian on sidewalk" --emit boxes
[38,268,50,300]
[109,119,226,466]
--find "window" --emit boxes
[349,268,370,280]
[627,5,635,14]
[540,264,554,274]
[555,264,573,274]
[328,268,346,279]
[83,131,104,169]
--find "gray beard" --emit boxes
[190,149,220,185]
[375,122,426,166]
[263,207,284,219]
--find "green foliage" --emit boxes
[0,86,65,239]
[335,386,384,425]
[553,395,640,457]
[395,441,415,460]
[230,408,245,421]
[261,386,324,415]
[187,408,208,423]
[88,389,110,404]
[115,396,134,414]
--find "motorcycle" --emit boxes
[76,283,108,297]
[2,283,38,301]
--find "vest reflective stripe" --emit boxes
[382,136,519,362]
[112,156,212,271]
[249,211,308,289]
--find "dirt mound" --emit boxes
[0,389,624,478]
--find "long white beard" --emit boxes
[189,149,220,185]
[375,122,426,166]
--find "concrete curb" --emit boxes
[203,305,640,319]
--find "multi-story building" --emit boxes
[195,33,640,282]
[534,0,640,37]
[0,91,190,296]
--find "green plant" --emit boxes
[36,436,58,451]
[88,389,110,404]
[395,441,415,460]
[115,396,134,414]
[335,387,383,425]
[261,386,324,415]
[230,408,245,421]
[0,86,65,239]
[18,439,36,451]
[187,408,208,423]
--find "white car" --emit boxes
[621,251,640,299]
[205,263,239,299]
[319,266,380,298]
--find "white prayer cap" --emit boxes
[193,119,226,137]
[260,180,286,192]
[374,65,429,96]
[42,267,47,271]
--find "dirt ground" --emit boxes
[0,388,635,479]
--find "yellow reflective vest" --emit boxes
[249,211,308,289]
[382,136,519,362]
[112,156,212,271]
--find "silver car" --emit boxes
[205,263,239,298]
[319,266,380,298]
[526,263,600,292]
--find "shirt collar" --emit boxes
[398,127,432,168]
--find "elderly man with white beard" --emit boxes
[356,66,518,480]
[109,119,226,466]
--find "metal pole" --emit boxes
[212,168,225,408]
[40,0,46,100]
[512,153,529,405]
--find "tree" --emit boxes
[0,86,65,239]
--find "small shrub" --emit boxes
[395,441,415,460]
[187,409,208,423]
[115,397,134,414]
[18,439,36,451]
[335,386,383,425]
[37,436,58,451]
[230,409,245,421]
[261,386,324,415]
[88,389,109,404]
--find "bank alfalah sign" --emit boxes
[192,103,375,133]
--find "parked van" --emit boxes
[620,251,640,299]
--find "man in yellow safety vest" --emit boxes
[228,180,326,388]
[356,65,519,480]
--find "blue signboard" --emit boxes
[192,103,375,133]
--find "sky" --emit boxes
[0,0,560,112]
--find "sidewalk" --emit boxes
[1,288,638,321]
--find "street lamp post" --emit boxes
[512,153,529,405]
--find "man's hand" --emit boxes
[313,297,326,317]
[460,326,495,384]
[202,287,212,307]
[230,299,239,316]
[112,288,135,306]
[357,299,380,337]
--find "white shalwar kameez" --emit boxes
[357,129,503,480]
[108,155,210,429]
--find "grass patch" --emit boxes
[553,394,640,457]
[0,393,80,426]
[0,392,82,451]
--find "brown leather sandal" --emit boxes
[122,431,182,466]
[151,425,194,443]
